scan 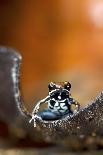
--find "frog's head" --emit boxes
[48,81,71,101]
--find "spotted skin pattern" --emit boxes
[29,82,80,127]
[48,82,80,115]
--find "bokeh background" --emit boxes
[0,0,103,111]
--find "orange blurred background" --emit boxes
[0,0,103,111]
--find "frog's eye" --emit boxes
[48,82,55,91]
[64,81,71,91]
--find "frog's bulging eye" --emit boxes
[48,82,55,91]
[64,82,71,91]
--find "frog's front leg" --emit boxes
[72,98,80,113]
[29,95,50,127]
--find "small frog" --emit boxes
[29,81,80,127]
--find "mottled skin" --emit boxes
[29,82,80,126]
[48,82,80,115]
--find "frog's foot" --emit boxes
[29,114,37,127]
